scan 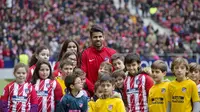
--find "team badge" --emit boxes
[46,83,50,88]
[104,57,109,62]
[161,88,166,93]
[108,105,113,111]
[79,103,83,108]
[182,87,186,92]
[25,89,29,94]
[136,79,140,85]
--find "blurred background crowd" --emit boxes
[0,0,200,68]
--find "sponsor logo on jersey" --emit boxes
[79,103,83,108]
[182,87,186,92]
[37,90,48,96]
[127,88,139,94]
[25,89,29,94]
[108,105,113,111]
[46,83,50,88]
[104,57,109,62]
[12,96,27,102]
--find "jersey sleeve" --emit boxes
[191,82,200,102]
[54,81,63,103]
[82,97,88,112]
[86,79,94,95]
[145,75,154,95]
[56,96,67,112]
[123,80,128,107]
[1,84,9,101]
[148,88,152,106]
[81,51,88,75]
[30,86,38,105]
[54,62,59,71]
[116,99,126,112]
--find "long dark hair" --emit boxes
[58,39,80,61]
[31,60,53,85]
[29,45,49,67]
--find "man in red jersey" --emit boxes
[81,25,116,84]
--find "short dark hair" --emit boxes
[124,53,141,65]
[90,24,104,37]
[73,68,86,76]
[111,53,124,63]
[65,73,79,92]
[99,75,115,85]
[112,69,126,79]
[189,62,200,72]
[151,60,167,72]
[100,61,113,73]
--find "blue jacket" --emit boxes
[56,91,88,112]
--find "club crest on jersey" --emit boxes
[108,105,113,111]
[136,79,140,85]
[104,57,109,62]
[46,83,50,88]
[25,89,29,94]
[79,103,83,108]
[161,88,166,93]
[182,87,186,92]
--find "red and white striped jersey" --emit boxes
[123,73,154,112]
[1,81,38,112]
[34,79,63,112]
[26,64,36,82]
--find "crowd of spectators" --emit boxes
[0,0,200,68]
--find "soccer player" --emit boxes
[0,63,38,112]
[167,57,200,112]
[111,53,125,70]
[123,53,154,111]
[27,45,50,82]
[148,60,169,112]
[81,24,116,84]
[31,60,63,112]
[56,73,88,112]
[55,60,74,94]
[94,75,126,112]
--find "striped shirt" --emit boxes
[123,73,154,112]
[1,81,38,112]
[34,79,63,112]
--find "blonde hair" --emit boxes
[171,57,189,73]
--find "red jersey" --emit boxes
[85,78,94,96]
[26,64,36,82]
[34,79,63,112]
[123,73,154,112]
[53,69,62,78]
[81,46,116,84]
[1,81,38,112]
[53,61,60,71]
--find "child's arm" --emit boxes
[191,82,200,112]
[81,97,88,112]
[0,85,9,112]
[30,86,38,112]
[56,96,67,112]
[192,102,200,112]
[54,81,63,106]
[117,99,126,112]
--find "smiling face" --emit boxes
[188,70,200,83]
[37,49,50,61]
[125,61,140,75]
[14,67,27,84]
[91,32,104,50]
[39,64,50,80]
[112,59,125,70]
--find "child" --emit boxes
[73,68,94,97]
[88,81,103,112]
[56,74,88,112]
[55,60,74,94]
[27,45,50,82]
[112,69,126,103]
[148,60,169,112]
[54,39,80,70]
[123,53,154,111]
[94,75,126,112]
[31,60,63,112]
[111,53,125,70]
[98,61,112,78]
[0,63,38,112]
[167,57,200,112]
[188,62,200,85]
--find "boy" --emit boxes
[94,75,126,112]
[98,61,112,78]
[167,57,200,112]
[148,60,169,112]
[123,53,154,111]
[73,68,94,97]
[56,74,88,112]
[56,60,74,94]
[112,69,126,103]
[111,53,125,70]
[88,81,103,112]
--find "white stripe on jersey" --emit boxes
[141,75,148,112]
[51,80,56,111]
[21,83,28,111]
[127,76,131,111]
[134,75,140,111]
[42,79,49,112]
[12,83,19,111]
[31,69,34,75]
